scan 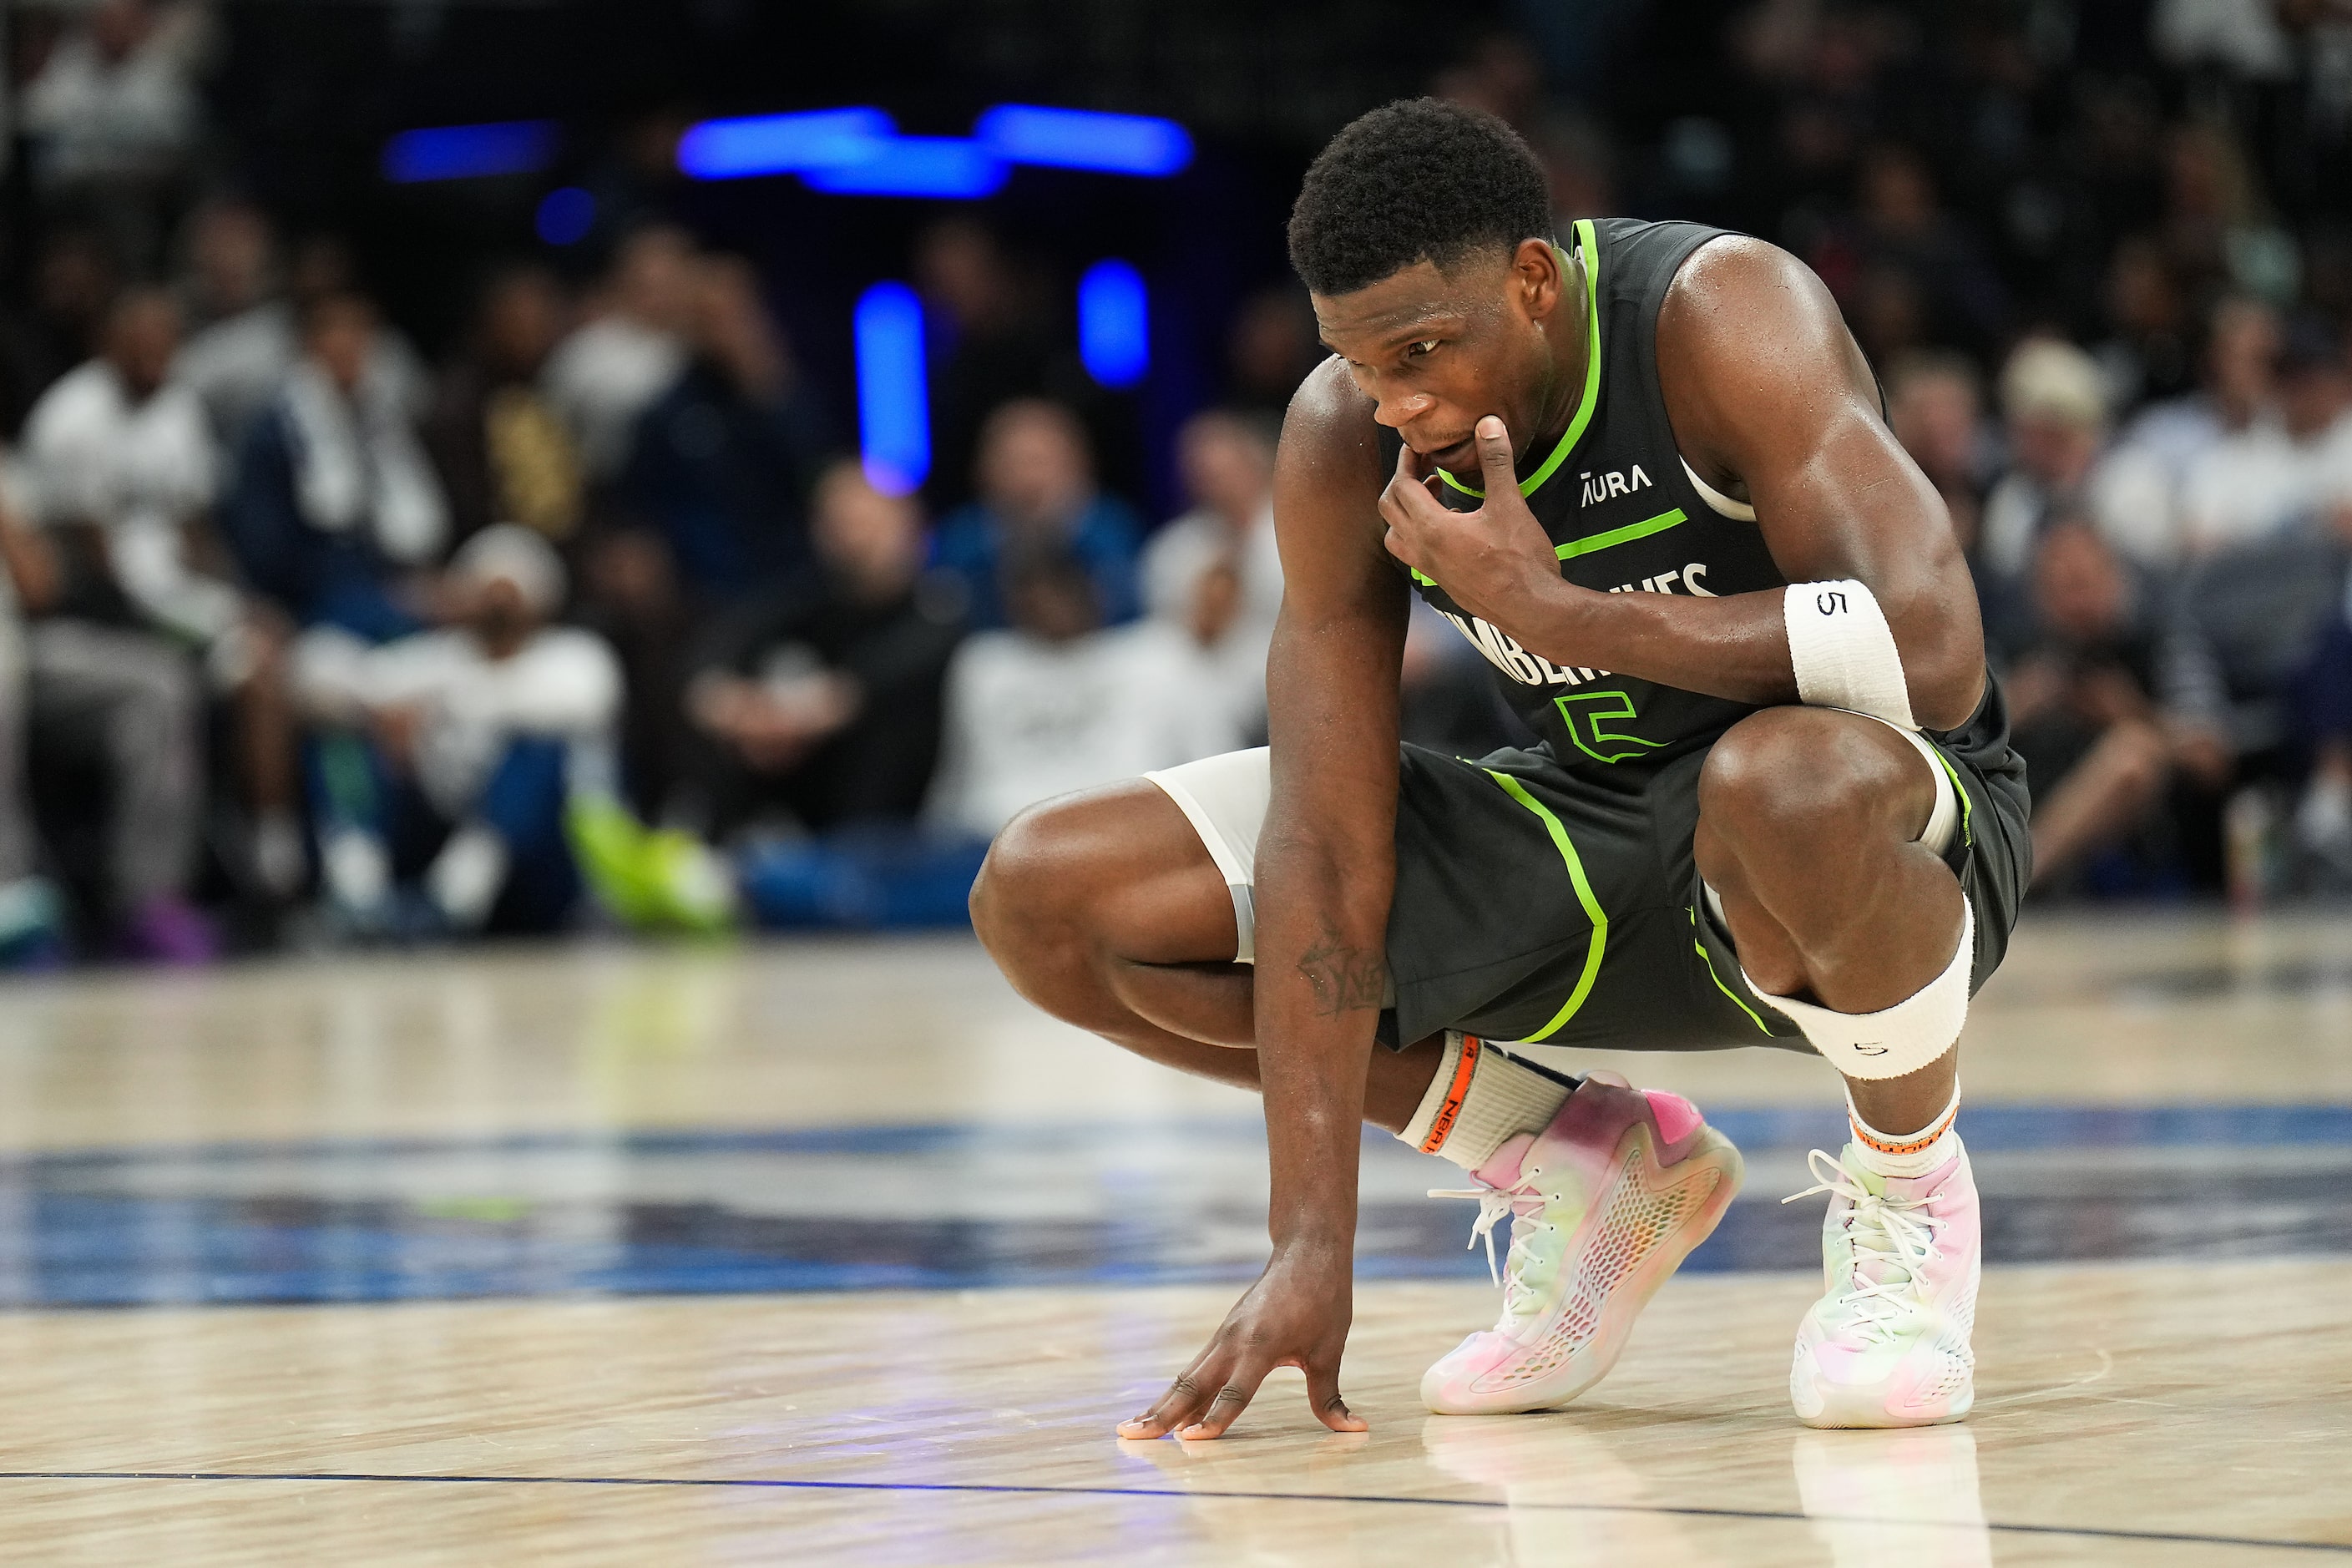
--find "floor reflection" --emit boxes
[1793,1427,1990,1568]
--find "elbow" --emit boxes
[1911,665,1986,733]
[1889,575,1987,732]
[1905,618,1988,731]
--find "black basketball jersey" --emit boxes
[1387,216,2018,787]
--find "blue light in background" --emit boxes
[382,120,559,183]
[855,282,930,494]
[802,138,1008,199]
[976,105,1192,176]
[675,107,896,180]
[1078,260,1150,388]
[534,187,595,245]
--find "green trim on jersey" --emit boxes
[1928,745,1975,847]
[1409,503,1687,590]
[1555,506,1687,561]
[1440,218,1605,503]
[1485,769,1606,1041]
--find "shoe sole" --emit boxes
[1424,1121,1745,1415]
[1793,1383,1975,1430]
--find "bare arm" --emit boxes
[1379,238,1986,732]
[1117,361,1406,1442]
[1258,365,1410,1246]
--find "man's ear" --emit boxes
[1513,237,1561,322]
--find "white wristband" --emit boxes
[1783,579,1917,731]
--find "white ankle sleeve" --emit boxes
[1748,899,1974,1080]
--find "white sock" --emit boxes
[1398,1033,1575,1171]
[427,824,509,930]
[1849,1083,1963,1180]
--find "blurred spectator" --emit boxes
[2096,296,2283,569]
[21,288,223,636]
[294,525,621,935]
[676,460,964,841]
[176,197,274,331]
[0,489,208,960]
[176,232,431,462]
[18,286,301,896]
[1142,409,1284,736]
[1530,107,1617,227]
[1432,32,1547,129]
[2092,235,2198,414]
[0,227,120,438]
[222,291,448,642]
[0,530,64,964]
[2175,314,2349,556]
[544,225,694,483]
[1981,340,2111,584]
[1887,351,1994,547]
[1811,144,2010,362]
[2162,322,2350,768]
[1223,286,1324,416]
[932,399,1142,631]
[19,0,210,265]
[924,547,1243,840]
[617,254,827,597]
[2005,521,2229,889]
[2158,120,2299,306]
[916,217,1068,513]
[425,265,584,549]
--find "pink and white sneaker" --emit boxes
[1785,1141,1981,1429]
[1421,1071,1744,1414]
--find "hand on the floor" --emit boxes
[1116,1247,1367,1441]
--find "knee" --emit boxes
[969,797,1089,969]
[1698,708,1906,861]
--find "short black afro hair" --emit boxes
[1287,99,1553,297]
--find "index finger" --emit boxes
[1175,1357,1277,1441]
[1117,1347,1226,1440]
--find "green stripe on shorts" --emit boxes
[1485,770,1606,1042]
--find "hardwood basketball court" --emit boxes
[0,913,2344,1563]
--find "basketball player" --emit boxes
[972,99,2027,1435]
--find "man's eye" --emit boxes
[1407,339,1439,358]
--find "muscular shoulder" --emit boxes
[1282,357,1384,467]
[1653,235,1877,483]
[1270,357,1388,541]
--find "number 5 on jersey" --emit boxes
[1555,690,1663,765]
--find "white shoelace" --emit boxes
[1781,1148,1945,1344]
[1429,1174,1548,1304]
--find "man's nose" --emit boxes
[1371,389,1434,428]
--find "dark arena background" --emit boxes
[0,0,2344,1560]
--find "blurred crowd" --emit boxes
[0,0,2345,966]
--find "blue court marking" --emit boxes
[15,1100,2352,1172]
[0,1105,2345,1308]
[0,1470,2343,1555]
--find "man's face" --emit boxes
[1179,421,1271,520]
[468,576,538,649]
[1313,238,1566,479]
[107,297,180,400]
[306,303,376,393]
[2035,526,2125,641]
[980,411,1088,527]
[813,468,921,594]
